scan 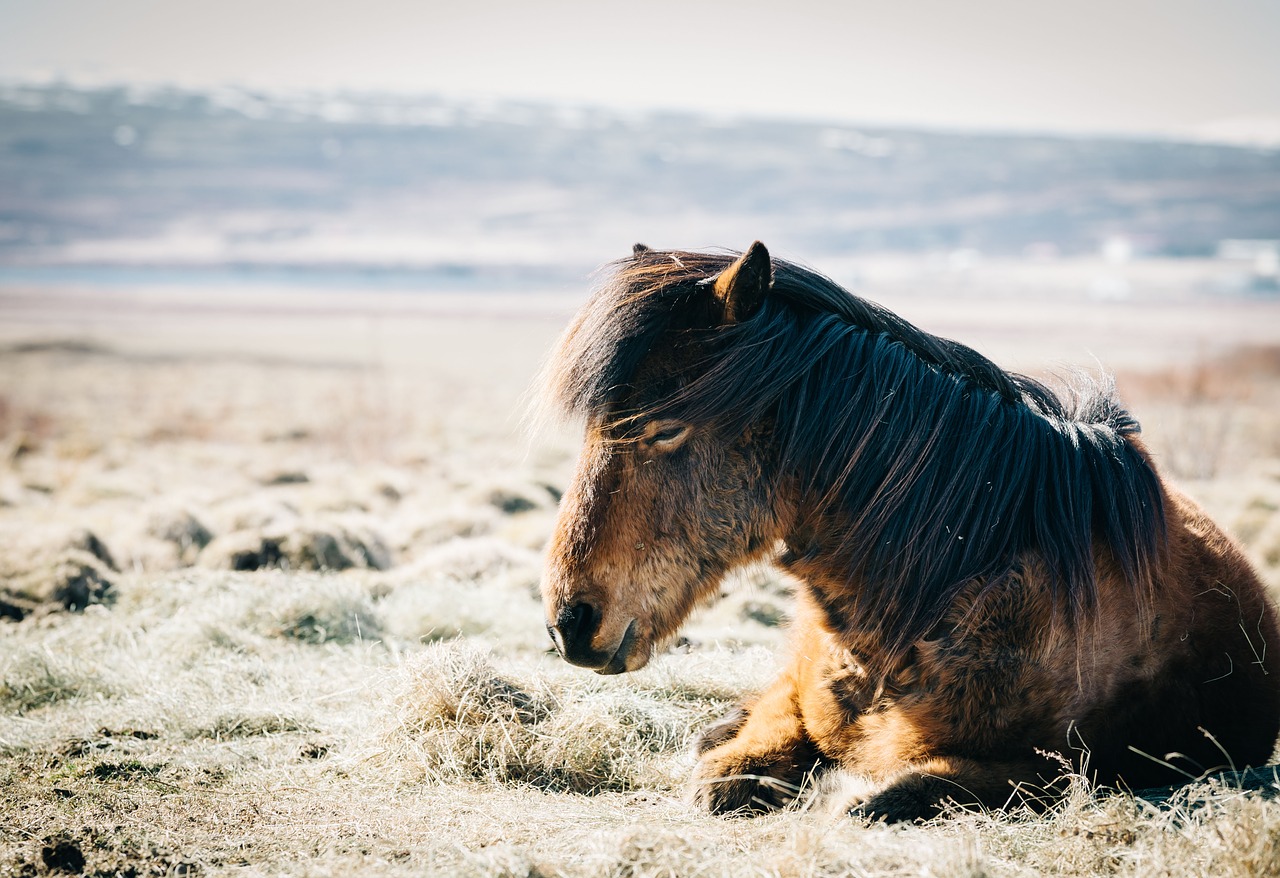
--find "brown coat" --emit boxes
[540,243,1280,821]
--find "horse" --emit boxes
[538,241,1280,821]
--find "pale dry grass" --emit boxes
[3,290,1280,876]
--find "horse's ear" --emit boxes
[711,241,772,324]
[632,243,651,258]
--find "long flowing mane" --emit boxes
[543,248,1167,649]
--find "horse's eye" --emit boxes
[642,421,691,450]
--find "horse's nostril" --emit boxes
[567,600,597,640]
[553,601,601,660]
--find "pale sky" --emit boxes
[3,0,1279,136]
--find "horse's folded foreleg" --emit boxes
[839,755,1064,823]
[691,671,824,814]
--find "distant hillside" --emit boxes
[1,83,1278,281]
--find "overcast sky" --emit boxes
[3,0,1278,136]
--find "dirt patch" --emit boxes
[23,830,201,878]
[89,760,163,781]
[41,834,85,874]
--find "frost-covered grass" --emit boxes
[7,590,1280,878]
[3,297,1280,876]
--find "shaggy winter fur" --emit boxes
[540,242,1280,821]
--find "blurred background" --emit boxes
[2,0,1280,599]
[2,0,1279,296]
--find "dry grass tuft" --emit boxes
[247,576,385,645]
[199,523,391,573]
[146,506,214,563]
[199,710,316,740]
[0,643,122,714]
[403,536,542,581]
[0,527,118,618]
[386,643,579,789]
[383,643,713,794]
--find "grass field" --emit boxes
[3,280,1280,877]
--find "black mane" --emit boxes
[545,248,1167,649]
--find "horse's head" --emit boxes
[541,242,791,673]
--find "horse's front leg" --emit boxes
[691,669,824,814]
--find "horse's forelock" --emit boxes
[533,250,737,429]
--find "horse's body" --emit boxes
[539,242,1280,821]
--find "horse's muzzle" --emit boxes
[547,602,638,674]
[596,619,638,675]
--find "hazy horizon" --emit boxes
[3,0,1279,142]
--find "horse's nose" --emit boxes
[547,601,603,666]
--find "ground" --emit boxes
[3,280,1280,877]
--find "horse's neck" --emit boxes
[779,523,894,654]
[778,502,863,584]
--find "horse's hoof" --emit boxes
[845,779,944,824]
[693,773,789,815]
[691,753,797,815]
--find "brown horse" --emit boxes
[538,241,1280,821]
